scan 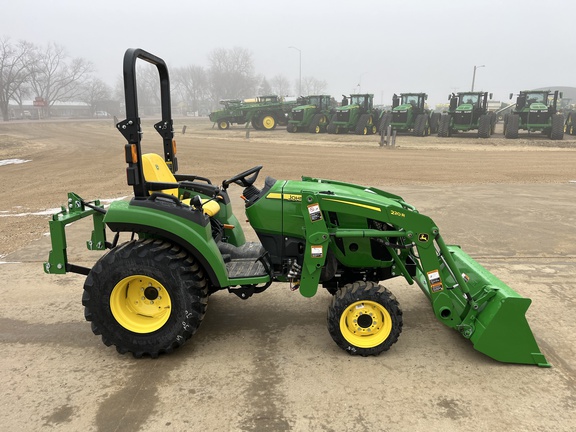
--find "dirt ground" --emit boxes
[1,118,575,431]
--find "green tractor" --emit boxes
[565,110,576,136]
[504,90,564,140]
[44,49,549,367]
[327,94,380,135]
[437,92,496,138]
[209,95,296,131]
[287,95,334,133]
[379,93,440,137]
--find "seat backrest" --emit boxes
[141,153,179,197]
[141,153,220,217]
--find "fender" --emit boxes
[104,199,229,288]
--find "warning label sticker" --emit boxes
[427,270,443,293]
[311,245,323,258]
[308,204,323,222]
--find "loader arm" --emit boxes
[296,187,548,367]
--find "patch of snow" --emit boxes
[0,159,31,166]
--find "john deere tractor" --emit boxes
[287,95,334,133]
[327,94,380,135]
[44,48,548,367]
[379,93,439,137]
[209,95,297,130]
[504,90,564,140]
[437,92,496,138]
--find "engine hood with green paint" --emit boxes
[393,103,414,112]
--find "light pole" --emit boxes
[288,46,301,96]
[358,72,368,93]
[471,65,485,91]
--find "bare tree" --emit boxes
[28,42,93,116]
[257,76,272,96]
[0,38,36,121]
[173,65,209,115]
[80,78,112,115]
[208,47,257,105]
[301,76,328,96]
[270,74,291,96]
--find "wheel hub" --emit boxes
[340,300,392,348]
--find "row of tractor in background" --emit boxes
[209,90,576,140]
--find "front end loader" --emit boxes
[44,48,549,367]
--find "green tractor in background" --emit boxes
[437,92,496,138]
[287,95,334,133]
[209,95,297,131]
[379,93,440,137]
[327,94,381,135]
[504,90,564,140]
[43,48,549,367]
[565,110,576,136]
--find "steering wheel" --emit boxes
[222,165,263,189]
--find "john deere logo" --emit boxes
[418,233,429,242]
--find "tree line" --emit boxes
[1,38,327,120]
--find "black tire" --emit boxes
[438,114,451,137]
[355,113,371,135]
[413,113,428,136]
[550,114,564,140]
[429,112,441,134]
[287,123,297,133]
[82,239,209,358]
[308,113,324,134]
[478,114,491,138]
[217,120,230,130]
[489,112,497,134]
[327,281,403,356]
[251,115,262,130]
[379,113,392,135]
[327,114,339,134]
[504,114,519,139]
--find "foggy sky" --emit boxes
[2,0,575,106]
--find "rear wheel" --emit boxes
[438,114,451,137]
[261,114,277,130]
[82,239,209,358]
[327,114,339,134]
[251,116,262,130]
[355,113,371,135]
[550,114,564,140]
[309,113,326,133]
[327,281,403,356]
[413,114,429,136]
[429,112,441,134]
[504,114,519,139]
[478,114,492,138]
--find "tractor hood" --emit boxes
[336,104,359,111]
[393,103,413,112]
[456,104,474,112]
[528,102,548,111]
[293,104,317,112]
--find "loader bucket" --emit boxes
[447,246,550,367]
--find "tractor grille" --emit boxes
[292,110,304,121]
[336,111,350,122]
[392,111,408,123]
[525,110,550,125]
[453,112,472,125]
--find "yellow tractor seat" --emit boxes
[141,153,220,217]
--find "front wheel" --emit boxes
[82,239,209,358]
[327,281,403,356]
[217,120,230,130]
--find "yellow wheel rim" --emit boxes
[339,300,392,348]
[262,116,275,129]
[110,275,172,333]
[315,125,321,133]
[219,121,228,129]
